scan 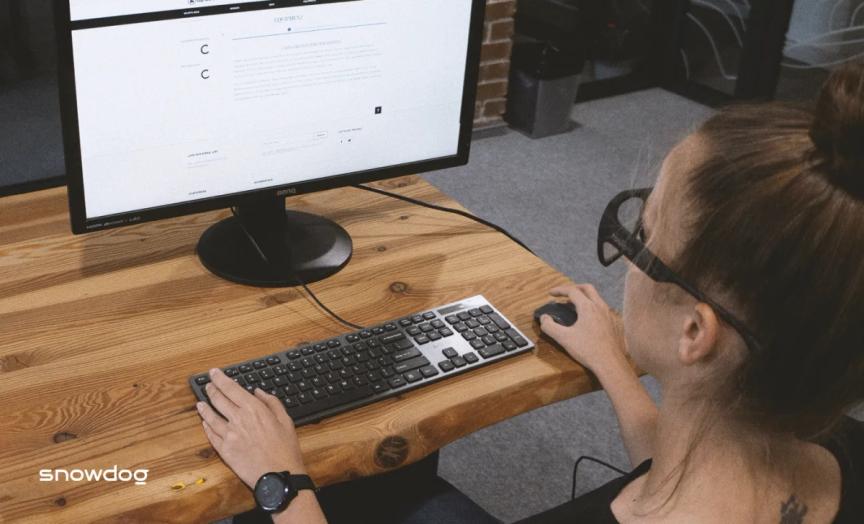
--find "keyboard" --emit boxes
[189,295,535,427]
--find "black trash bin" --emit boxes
[505,0,595,138]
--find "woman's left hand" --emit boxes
[196,368,308,489]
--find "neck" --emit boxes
[636,383,809,514]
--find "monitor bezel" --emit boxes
[56,0,487,234]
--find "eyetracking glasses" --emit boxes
[597,188,763,354]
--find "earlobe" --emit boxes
[677,303,719,365]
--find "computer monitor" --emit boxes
[56,0,485,286]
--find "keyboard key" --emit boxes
[407,326,421,336]
[489,314,511,330]
[266,356,281,365]
[438,360,455,372]
[399,318,412,327]
[428,331,442,341]
[420,366,439,378]
[259,369,275,380]
[470,339,485,350]
[451,356,467,368]
[419,323,434,333]
[486,324,499,333]
[394,356,430,374]
[495,332,508,342]
[274,376,290,387]
[466,319,480,329]
[431,319,445,329]
[443,347,458,359]
[469,308,482,317]
[453,322,468,332]
[346,334,360,343]
[380,332,406,344]
[404,370,423,383]
[384,323,398,331]
[464,352,479,364]
[393,348,422,362]
[478,316,491,325]
[372,327,385,335]
[325,384,341,396]
[195,375,210,386]
[239,364,253,373]
[389,376,407,388]
[286,350,302,360]
[411,315,424,323]
[302,347,315,356]
[283,397,299,409]
[474,327,488,337]
[513,336,529,348]
[225,368,239,377]
[479,344,505,359]
[480,305,493,314]
[312,388,328,400]
[415,335,430,345]
[298,393,313,404]
[423,312,436,320]
[503,341,517,351]
[462,331,476,341]
[372,382,390,394]
[445,315,459,324]
[482,335,496,346]
[457,312,471,321]
[439,328,454,337]
[327,339,341,348]
[390,338,414,351]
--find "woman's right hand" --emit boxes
[539,284,629,377]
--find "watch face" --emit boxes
[255,474,294,512]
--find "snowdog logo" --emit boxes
[39,466,149,486]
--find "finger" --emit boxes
[255,388,291,421]
[549,285,578,298]
[540,314,569,338]
[205,382,240,421]
[197,401,229,436]
[574,284,605,306]
[202,420,224,450]
[209,368,256,409]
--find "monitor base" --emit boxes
[197,196,352,288]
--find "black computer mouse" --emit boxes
[533,302,578,327]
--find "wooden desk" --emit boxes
[0,176,598,523]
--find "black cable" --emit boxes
[230,207,366,331]
[571,456,628,500]
[352,184,536,256]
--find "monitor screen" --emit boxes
[59,0,481,229]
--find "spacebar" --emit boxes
[287,385,376,420]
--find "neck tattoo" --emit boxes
[779,494,808,524]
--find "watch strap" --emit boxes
[285,473,317,493]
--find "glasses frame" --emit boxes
[598,188,763,354]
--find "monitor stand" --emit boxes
[197,193,353,287]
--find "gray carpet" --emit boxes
[422,89,698,522]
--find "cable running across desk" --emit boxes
[232,185,535,331]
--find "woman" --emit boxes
[196,64,864,523]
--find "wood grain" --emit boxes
[0,176,599,523]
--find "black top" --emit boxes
[518,417,864,524]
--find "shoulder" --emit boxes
[820,416,864,523]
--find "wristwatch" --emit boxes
[253,471,317,513]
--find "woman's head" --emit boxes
[623,64,864,438]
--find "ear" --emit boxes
[676,303,720,366]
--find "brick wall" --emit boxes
[474,0,517,129]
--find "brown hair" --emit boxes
[674,64,864,438]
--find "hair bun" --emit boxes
[810,63,864,198]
